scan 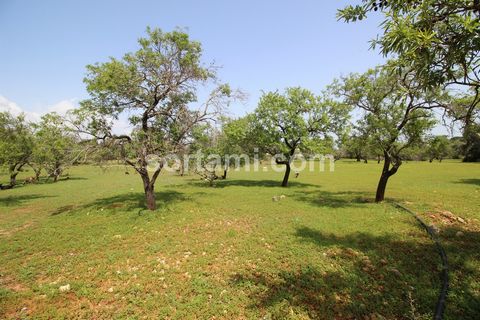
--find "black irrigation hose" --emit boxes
[392,202,449,320]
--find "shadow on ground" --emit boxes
[230,225,480,319]
[187,178,320,189]
[454,178,480,186]
[291,190,374,208]
[50,189,204,216]
[0,194,56,207]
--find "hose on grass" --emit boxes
[392,202,449,320]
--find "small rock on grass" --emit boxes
[59,284,70,292]
[456,231,464,237]
[389,268,402,277]
[429,224,440,235]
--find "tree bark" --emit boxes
[141,173,156,210]
[34,168,41,181]
[10,172,18,187]
[282,163,291,187]
[139,164,162,211]
[375,153,391,203]
[222,169,227,180]
[145,184,156,210]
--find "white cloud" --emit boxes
[0,95,132,135]
[0,95,41,122]
[0,95,78,123]
[47,99,77,115]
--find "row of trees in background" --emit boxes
[0,111,79,189]
[344,134,460,163]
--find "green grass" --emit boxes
[0,160,479,319]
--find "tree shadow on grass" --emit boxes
[0,194,56,207]
[187,178,320,189]
[231,225,480,319]
[291,190,375,208]
[454,178,480,186]
[51,189,202,216]
[0,176,87,190]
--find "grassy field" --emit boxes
[0,160,479,319]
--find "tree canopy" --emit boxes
[253,87,350,186]
[332,64,443,201]
[0,112,33,187]
[76,27,234,210]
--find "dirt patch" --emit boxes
[426,209,479,231]
[0,222,33,237]
[0,275,29,292]
[50,205,77,216]
[11,206,37,214]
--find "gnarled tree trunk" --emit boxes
[10,173,18,187]
[375,152,400,202]
[141,173,157,211]
[8,162,26,187]
[282,163,291,187]
[144,184,156,210]
[138,163,163,211]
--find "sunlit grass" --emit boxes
[0,160,478,319]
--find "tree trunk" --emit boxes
[34,168,41,181]
[377,155,381,164]
[222,169,227,180]
[364,158,368,164]
[356,155,361,162]
[10,172,18,187]
[145,184,156,210]
[375,154,391,203]
[140,170,159,211]
[179,160,185,176]
[282,163,291,187]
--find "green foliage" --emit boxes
[0,112,33,184]
[31,113,78,181]
[77,27,232,209]
[426,135,452,162]
[333,65,439,162]
[344,132,372,161]
[338,0,480,162]
[253,87,350,159]
[338,0,480,91]
[463,123,480,161]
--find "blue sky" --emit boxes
[0,0,387,121]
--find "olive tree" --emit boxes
[426,135,451,162]
[75,27,233,210]
[0,112,33,188]
[31,113,77,182]
[338,0,480,160]
[216,116,255,179]
[333,65,444,202]
[253,87,349,187]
